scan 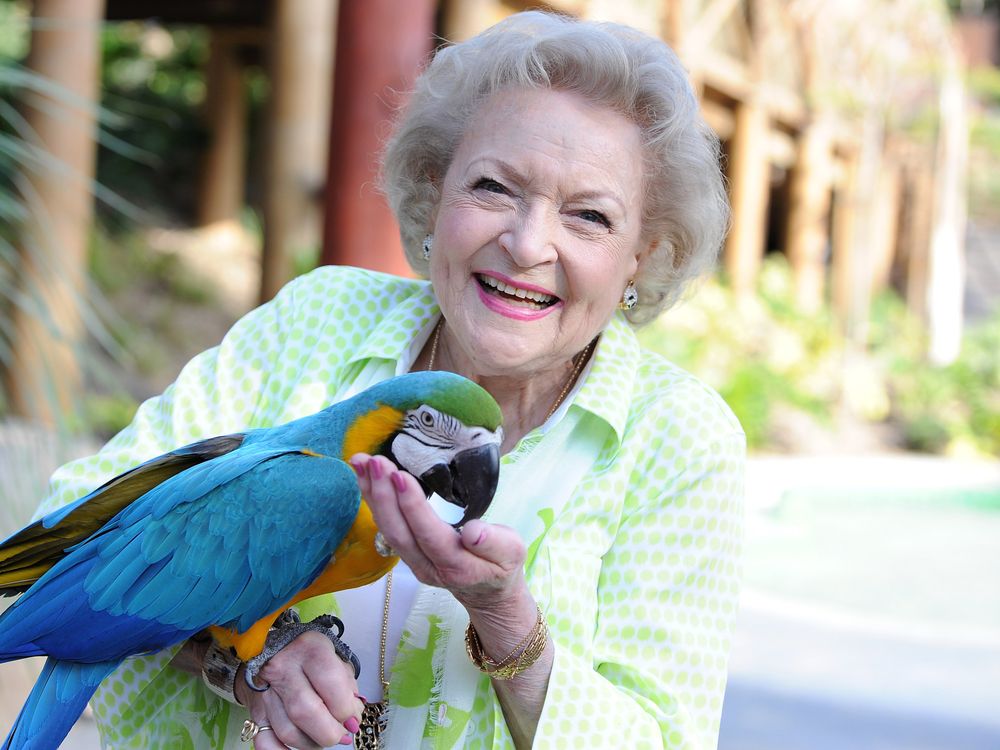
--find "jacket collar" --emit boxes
[347,280,636,447]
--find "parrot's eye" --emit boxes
[420,411,435,427]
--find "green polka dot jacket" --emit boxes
[36,266,745,749]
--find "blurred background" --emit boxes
[0,0,997,747]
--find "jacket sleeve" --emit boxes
[32,273,310,749]
[490,384,746,750]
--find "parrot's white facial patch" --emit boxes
[391,406,501,479]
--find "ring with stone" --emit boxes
[373,531,394,557]
[241,719,273,742]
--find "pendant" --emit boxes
[355,700,387,749]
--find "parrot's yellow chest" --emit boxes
[208,503,396,660]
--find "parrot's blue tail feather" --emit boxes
[2,657,119,750]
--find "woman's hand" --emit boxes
[233,631,364,749]
[349,453,528,613]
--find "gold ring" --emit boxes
[241,719,272,742]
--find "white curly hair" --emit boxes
[380,10,729,324]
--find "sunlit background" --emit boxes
[0,1,998,748]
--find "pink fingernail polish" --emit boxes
[391,472,406,493]
[339,733,354,745]
[474,528,487,545]
[370,460,383,480]
[345,716,360,733]
[354,692,368,703]
[351,459,366,477]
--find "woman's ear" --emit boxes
[630,238,655,277]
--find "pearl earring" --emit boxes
[422,234,433,262]
[619,280,638,310]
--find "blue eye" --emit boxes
[578,210,611,227]
[474,177,507,194]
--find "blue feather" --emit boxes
[2,658,119,750]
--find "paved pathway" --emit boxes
[721,454,1000,750]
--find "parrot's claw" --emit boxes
[243,611,360,692]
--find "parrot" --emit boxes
[0,370,503,750]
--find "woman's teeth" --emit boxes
[478,275,555,306]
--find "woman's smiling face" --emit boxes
[429,86,648,377]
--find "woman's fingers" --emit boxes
[243,708,290,750]
[302,638,365,734]
[351,453,527,595]
[459,520,526,570]
[250,631,358,748]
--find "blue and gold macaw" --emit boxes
[0,371,503,750]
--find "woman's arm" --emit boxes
[352,454,554,748]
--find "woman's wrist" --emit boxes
[461,581,547,668]
[169,637,211,677]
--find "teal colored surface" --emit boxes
[744,486,1000,629]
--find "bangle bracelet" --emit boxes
[465,605,549,681]
[202,641,244,705]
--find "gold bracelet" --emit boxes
[465,605,549,681]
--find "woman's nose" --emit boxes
[499,204,558,268]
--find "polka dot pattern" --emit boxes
[462,361,745,750]
[32,267,745,749]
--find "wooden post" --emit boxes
[441,0,499,42]
[4,0,104,425]
[319,0,435,277]
[830,149,859,323]
[903,162,935,324]
[662,0,686,48]
[785,120,833,313]
[260,0,336,303]
[198,31,247,231]
[869,160,901,292]
[723,98,771,298]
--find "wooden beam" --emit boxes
[319,0,436,278]
[830,150,857,324]
[198,31,247,229]
[661,0,685,48]
[786,121,834,313]
[869,161,901,291]
[104,0,267,25]
[442,0,503,42]
[259,0,335,303]
[724,98,771,298]
[4,0,104,425]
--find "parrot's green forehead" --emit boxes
[379,372,502,430]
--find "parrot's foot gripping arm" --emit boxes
[244,609,362,692]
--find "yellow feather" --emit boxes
[341,405,404,462]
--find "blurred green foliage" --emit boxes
[640,258,839,449]
[871,292,1000,455]
[97,22,210,226]
[641,256,1000,457]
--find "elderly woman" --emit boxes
[36,10,743,750]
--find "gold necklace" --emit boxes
[358,319,443,749]
[545,337,595,421]
[357,568,393,749]
[357,318,594,748]
[429,316,594,422]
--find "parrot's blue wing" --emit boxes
[0,449,361,663]
[0,433,246,596]
[1,657,120,750]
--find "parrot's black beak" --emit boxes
[419,443,500,527]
